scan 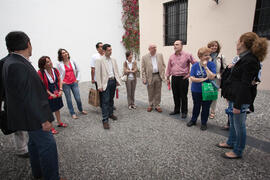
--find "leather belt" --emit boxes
[108,77,115,80]
[152,72,159,75]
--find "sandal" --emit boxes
[209,113,215,119]
[221,152,242,159]
[80,111,88,115]
[215,143,233,149]
[72,114,78,119]
[57,123,68,128]
[51,128,58,134]
[221,125,230,131]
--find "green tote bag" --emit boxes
[202,82,218,101]
[199,63,218,101]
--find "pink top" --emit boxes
[166,51,196,77]
[63,63,76,84]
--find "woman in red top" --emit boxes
[57,49,87,119]
[38,56,67,134]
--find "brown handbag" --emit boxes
[88,88,100,107]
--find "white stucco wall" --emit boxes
[139,0,270,90]
[0,0,125,82]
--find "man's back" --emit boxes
[3,54,54,131]
[0,55,9,101]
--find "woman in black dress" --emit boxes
[38,56,67,134]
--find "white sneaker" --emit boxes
[128,105,132,110]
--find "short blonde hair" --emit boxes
[197,47,211,58]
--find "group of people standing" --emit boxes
[0,30,268,180]
[119,33,267,160]
[140,40,218,131]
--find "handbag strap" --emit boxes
[199,63,205,77]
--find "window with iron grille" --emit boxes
[253,0,270,40]
[164,0,188,46]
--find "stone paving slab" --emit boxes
[0,79,269,180]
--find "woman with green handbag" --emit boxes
[186,47,216,131]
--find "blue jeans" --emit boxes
[191,92,212,125]
[63,82,83,115]
[226,102,249,156]
[100,79,116,122]
[28,129,59,180]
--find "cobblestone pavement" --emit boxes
[0,80,269,180]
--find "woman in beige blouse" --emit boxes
[123,51,138,109]
[207,41,226,119]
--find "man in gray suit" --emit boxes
[141,44,166,113]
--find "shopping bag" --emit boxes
[121,75,127,82]
[202,82,218,101]
[88,88,100,107]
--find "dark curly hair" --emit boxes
[57,48,70,62]
[38,56,50,70]
[125,51,132,60]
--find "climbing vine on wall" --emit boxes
[121,0,140,59]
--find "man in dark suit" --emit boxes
[2,31,61,180]
[1,53,29,158]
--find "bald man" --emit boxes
[166,40,196,118]
[141,45,166,112]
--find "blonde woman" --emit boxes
[186,47,216,131]
[207,41,226,119]
[123,51,138,109]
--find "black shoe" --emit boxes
[200,124,207,131]
[169,111,180,115]
[187,121,196,127]
[113,106,116,110]
[17,152,29,158]
[181,113,187,119]
[109,114,118,120]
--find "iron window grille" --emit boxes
[164,0,188,46]
[253,0,270,40]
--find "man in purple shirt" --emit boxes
[166,40,196,118]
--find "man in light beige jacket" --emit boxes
[95,44,121,129]
[141,44,166,112]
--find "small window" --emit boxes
[253,0,270,39]
[164,0,188,46]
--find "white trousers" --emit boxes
[13,131,28,155]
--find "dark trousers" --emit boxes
[191,92,212,125]
[94,82,102,108]
[100,79,116,122]
[28,129,59,180]
[172,76,189,113]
